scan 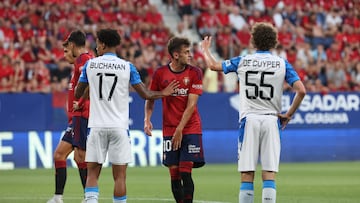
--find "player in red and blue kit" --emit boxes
[48,30,93,203]
[144,37,205,203]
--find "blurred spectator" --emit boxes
[0,0,359,94]
[50,59,72,92]
[228,6,247,33]
[0,55,13,92]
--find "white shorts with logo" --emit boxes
[86,128,132,165]
[237,114,281,172]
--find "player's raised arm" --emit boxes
[200,36,223,71]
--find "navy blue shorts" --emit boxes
[61,125,74,144]
[163,134,205,168]
[72,116,89,150]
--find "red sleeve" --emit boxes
[189,67,203,95]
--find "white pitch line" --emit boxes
[0,196,231,203]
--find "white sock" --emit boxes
[54,194,62,199]
[239,190,254,203]
[113,195,127,203]
[85,187,99,203]
[239,182,254,203]
[262,188,276,203]
[262,180,276,203]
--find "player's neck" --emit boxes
[169,62,185,72]
[74,47,87,57]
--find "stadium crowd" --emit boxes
[0,0,360,94]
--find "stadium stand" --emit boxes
[0,0,359,94]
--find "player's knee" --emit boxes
[53,150,66,161]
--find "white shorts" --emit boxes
[237,114,281,172]
[86,128,132,165]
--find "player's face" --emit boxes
[177,46,192,66]
[95,39,105,56]
[63,46,75,64]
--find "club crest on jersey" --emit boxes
[183,77,190,86]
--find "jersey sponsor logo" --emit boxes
[225,60,231,67]
[89,61,126,70]
[174,88,189,96]
[188,144,201,153]
[192,84,202,90]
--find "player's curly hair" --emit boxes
[251,22,278,51]
[167,37,191,58]
[96,28,121,48]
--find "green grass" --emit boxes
[0,162,359,203]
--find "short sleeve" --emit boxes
[79,61,89,83]
[221,56,242,74]
[189,67,203,95]
[129,63,142,85]
[284,60,300,86]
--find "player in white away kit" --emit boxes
[200,22,306,203]
[75,29,179,203]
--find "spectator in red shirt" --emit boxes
[0,54,14,92]
[216,26,232,58]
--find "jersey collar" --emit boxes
[256,50,271,54]
[103,52,117,56]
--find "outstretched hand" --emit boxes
[278,113,292,130]
[200,36,212,52]
[162,80,179,96]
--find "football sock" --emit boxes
[77,162,87,189]
[262,180,276,203]
[113,195,127,203]
[85,186,99,203]
[179,161,194,203]
[239,182,254,203]
[54,160,67,195]
[169,167,183,203]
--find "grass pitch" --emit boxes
[0,162,359,203]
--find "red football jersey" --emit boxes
[68,52,93,122]
[150,64,203,136]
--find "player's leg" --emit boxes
[84,162,102,203]
[238,117,260,203]
[84,128,106,203]
[259,115,281,203]
[73,116,88,189]
[261,172,276,203]
[112,164,127,203]
[163,136,183,203]
[240,171,255,203]
[108,128,132,203]
[179,134,205,203]
[179,161,194,203]
[47,127,74,203]
[168,165,183,203]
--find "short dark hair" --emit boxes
[167,37,191,58]
[63,30,86,47]
[96,29,121,48]
[251,22,278,51]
